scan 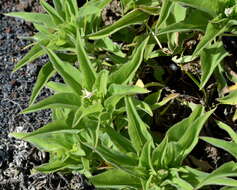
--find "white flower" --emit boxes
[225,7,233,17]
[82,89,93,99]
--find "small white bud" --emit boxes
[82,89,93,99]
[225,7,233,17]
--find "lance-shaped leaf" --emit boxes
[73,103,104,127]
[40,0,64,24]
[177,109,214,159]
[223,186,237,190]
[78,0,113,18]
[105,127,135,153]
[156,0,174,29]
[65,0,79,18]
[84,143,138,169]
[125,96,152,154]
[46,82,73,93]
[10,120,79,152]
[104,84,149,111]
[195,162,237,189]
[75,30,96,90]
[216,121,237,143]
[139,141,154,170]
[104,84,150,111]
[5,12,54,27]
[108,84,150,96]
[13,40,49,72]
[193,20,230,57]
[30,62,55,104]
[170,0,225,17]
[95,37,125,57]
[53,0,65,19]
[46,48,82,96]
[90,169,141,189]
[87,9,150,40]
[169,168,194,190]
[109,37,149,84]
[218,90,237,105]
[158,8,210,35]
[22,93,81,114]
[200,121,237,158]
[152,106,210,168]
[199,41,228,89]
[201,136,237,158]
[93,70,109,98]
[35,157,80,173]
[10,120,81,139]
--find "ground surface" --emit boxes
[0,0,95,189]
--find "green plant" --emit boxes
[201,121,237,159]
[7,0,237,189]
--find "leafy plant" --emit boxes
[201,121,237,159]
[6,0,237,189]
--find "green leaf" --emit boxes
[22,93,81,114]
[170,0,224,17]
[90,169,141,189]
[105,127,135,153]
[135,99,153,117]
[84,143,138,169]
[53,0,65,19]
[109,37,149,84]
[207,177,237,187]
[193,20,230,57]
[93,70,109,98]
[158,22,204,35]
[46,82,73,93]
[30,62,55,104]
[218,90,237,105]
[10,126,77,152]
[178,109,214,159]
[10,120,80,139]
[104,96,124,111]
[35,157,79,173]
[125,96,152,154]
[75,30,96,90]
[88,9,150,40]
[158,8,210,35]
[13,40,49,72]
[46,48,82,96]
[200,136,237,158]
[199,41,228,89]
[40,0,64,24]
[73,103,103,127]
[78,3,101,17]
[108,84,150,96]
[5,12,54,27]
[65,0,79,18]
[152,106,211,168]
[144,90,162,105]
[151,93,179,110]
[196,162,237,189]
[139,141,153,169]
[95,37,125,57]
[221,186,237,190]
[156,0,174,29]
[79,0,113,17]
[170,169,194,190]
[216,121,237,143]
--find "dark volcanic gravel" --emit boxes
[0,0,94,189]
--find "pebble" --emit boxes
[0,0,94,189]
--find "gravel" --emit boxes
[0,0,95,189]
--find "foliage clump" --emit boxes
[6,0,237,189]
